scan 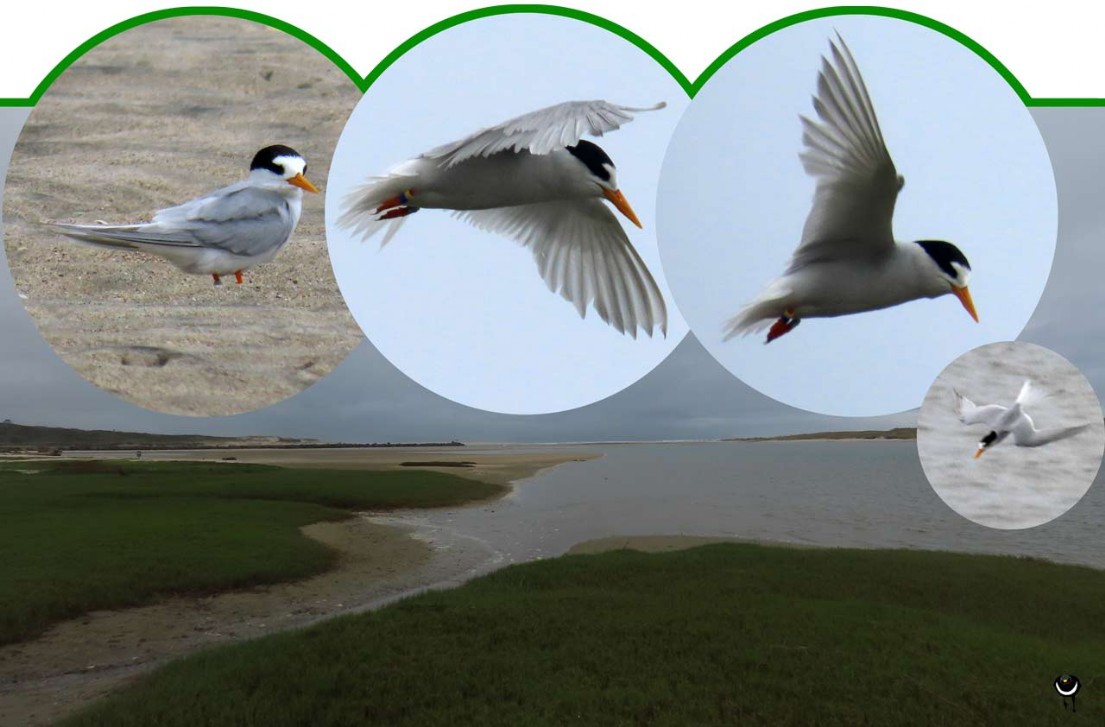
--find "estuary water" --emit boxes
[407,440,1105,570]
[916,342,1105,530]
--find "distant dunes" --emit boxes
[0,421,463,453]
[726,427,917,442]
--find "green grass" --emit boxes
[63,543,1104,726]
[0,460,502,645]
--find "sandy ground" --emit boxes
[3,16,364,416]
[0,449,590,725]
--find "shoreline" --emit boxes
[49,445,603,489]
[0,448,593,725]
[0,513,506,726]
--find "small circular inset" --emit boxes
[917,342,1104,530]
[3,15,364,416]
[325,13,689,415]
[657,15,1057,417]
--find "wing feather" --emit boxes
[454,199,667,337]
[955,389,1008,427]
[788,35,902,274]
[425,100,666,167]
[55,184,296,259]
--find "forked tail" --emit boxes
[337,172,421,247]
[722,288,790,342]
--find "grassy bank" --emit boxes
[0,460,502,645]
[64,542,1104,725]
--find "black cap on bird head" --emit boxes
[566,140,614,182]
[251,145,304,175]
[914,240,971,279]
[915,240,977,322]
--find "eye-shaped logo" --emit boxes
[1054,674,1081,712]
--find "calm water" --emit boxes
[406,441,1105,569]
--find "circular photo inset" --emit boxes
[917,342,1103,530]
[3,15,364,416]
[657,14,1057,417]
[325,13,689,415]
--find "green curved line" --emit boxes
[0,6,360,107]
[695,5,1030,100]
[359,5,692,94]
[1,3,1101,108]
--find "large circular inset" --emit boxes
[917,342,1103,530]
[657,15,1057,417]
[326,14,689,415]
[3,15,364,416]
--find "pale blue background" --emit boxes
[325,14,689,415]
[658,15,1057,416]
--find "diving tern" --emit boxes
[724,36,979,343]
[52,145,318,285]
[956,380,1090,458]
[337,99,669,338]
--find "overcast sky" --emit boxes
[0,103,1096,443]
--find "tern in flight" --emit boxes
[338,100,669,338]
[725,36,979,343]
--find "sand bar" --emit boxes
[60,444,601,486]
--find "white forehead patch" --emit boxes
[273,154,306,179]
[604,163,619,189]
[950,261,971,286]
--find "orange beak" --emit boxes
[288,173,319,194]
[602,188,642,229]
[952,285,979,323]
[973,447,985,459]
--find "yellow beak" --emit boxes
[602,188,642,229]
[952,285,979,323]
[288,173,319,194]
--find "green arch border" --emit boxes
[0,3,1095,107]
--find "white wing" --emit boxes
[787,35,903,274]
[1010,414,1090,447]
[1013,379,1048,409]
[455,199,667,338]
[425,100,666,167]
[1007,381,1088,446]
[955,389,1007,427]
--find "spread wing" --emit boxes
[1008,381,1089,446]
[455,199,667,338]
[787,35,903,274]
[425,100,666,167]
[955,389,1007,427]
[1010,414,1090,448]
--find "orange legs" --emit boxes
[375,189,418,221]
[766,309,800,343]
[211,271,244,285]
